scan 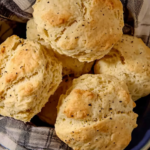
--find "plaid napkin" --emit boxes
[0,116,71,150]
[0,0,150,150]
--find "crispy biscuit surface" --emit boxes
[95,35,150,101]
[0,35,62,122]
[33,0,124,62]
[55,74,137,150]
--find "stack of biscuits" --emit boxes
[0,0,150,149]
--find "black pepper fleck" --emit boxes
[65,79,68,82]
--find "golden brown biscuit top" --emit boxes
[42,10,71,27]
[33,0,124,62]
[99,35,150,75]
[94,35,150,101]
[0,35,62,122]
[64,89,97,120]
[57,74,136,125]
[55,74,138,150]
[0,35,46,96]
[113,35,150,74]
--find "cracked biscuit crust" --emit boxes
[0,35,62,122]
[33,0,124,62]
[94,35,150,101]
[55,74,137,150]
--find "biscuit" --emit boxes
[0,35,62,122]
[33,0,124,62]
[26,18,40,41]
[27,19,54,53]
[94,35,150,101]
[27,19,94,77]
[55,74,137,150]
[38,76,73,125]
